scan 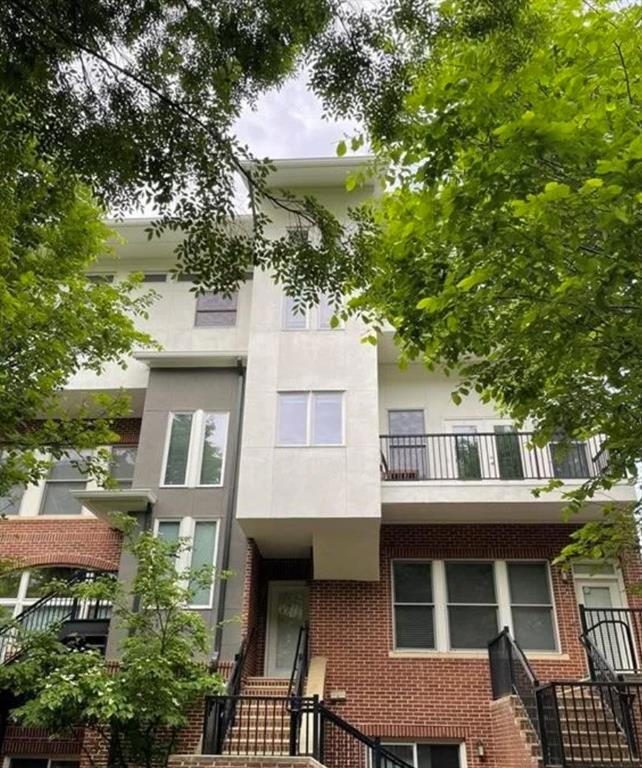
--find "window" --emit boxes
[446,562,498,649]
[277,392,343,446]
[39,453,89,515]
[508,562,556,651]
[141,272,167,282]
[195,292,237,327]
[382,743,461,768]
[87,274,114,284]
[387,410,427,479]
[162,411,229,487]
[0,567,84,619]
[287,226,310,244]
[283,295,308,330]
[392,560,557,652]
[0,484,25,515]
[281,291,340,330]
[109,446,137,489]
[9,758,79,768]
[155,518,218,608]
[551,437,590,478]
[393,562,434,649]
[317,293,337,329]
[452,425,482,480]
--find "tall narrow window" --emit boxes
[163,414,193,486]
[39,453,89,515]
[452,425,482,480]
[162,412,229,487]
[110,446,137,489]
[189,521,218,607]
[195,292,237,327]
[508,562,556,651]
[446,562,498,649]
[312,393,343,445]
[393,562,434,649]
[317,293,336,329]
[283,295,308,330]
[0,485,25,516]
[388,410,427,480]
[199,414,228,486]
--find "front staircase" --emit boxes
[489,627,642,768]
[203,626,414,768]
[223,677,293,756]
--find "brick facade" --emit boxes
[170,758,324,768]
[291,523,642,768]
[0,518,123,572]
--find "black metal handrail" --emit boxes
[288,623,309,700]
[580,605,641,674]
[580,633,638,754]
[202,694,415,768]
[380,432,606,481]
[0,571,111,664]
[488,627,541,739]
[537,681,642,767]
[202,628,255,756]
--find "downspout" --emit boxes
[213,357,246,662]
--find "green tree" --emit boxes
[0,0,349,299]
[0,517,224,768]
[313,0,642,563]
[0,91,156,504]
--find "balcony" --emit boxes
[380,432,606,482]
[379,432,635,522]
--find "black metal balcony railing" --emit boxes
[580,606,642,675]
[380,432,607,482]
[0,571,112,663]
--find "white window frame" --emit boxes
[276,391,345,447]
[153,517,220,609]
[160,411,230,488]
[378,742,467,768]
[391,559,560,654]
[282,294,309,330]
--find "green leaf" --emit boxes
[336,140,347,157]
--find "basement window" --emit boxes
[381,743,461,768]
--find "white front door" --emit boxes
[265,582,309,678]
[575,578,635,672]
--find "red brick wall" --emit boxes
[170,758,323,768]
[0,518,122,572]
[488,697,540,768]
[307,523,639,768]
[111,418,142,445]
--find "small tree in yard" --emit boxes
[0,516,226,768]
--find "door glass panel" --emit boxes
[388,411,427,479]
[452,426,481,480]
[551,441,589,478]
[272,588,307,674]
[494,426,524,479]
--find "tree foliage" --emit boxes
[314,0,642,562]
[0,0,349,298]
[0,516,225,768]
[0,90,156,501]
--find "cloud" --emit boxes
[234,72,362,160]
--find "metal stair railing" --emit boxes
[0,571,110,664]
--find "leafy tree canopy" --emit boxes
[0,90,156,501]
[0,0,350,299]
[313,0,642,562]
[0,516,225,768]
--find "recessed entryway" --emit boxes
[264,581,309,677]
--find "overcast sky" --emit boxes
[234,71,360,160]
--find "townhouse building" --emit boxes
[1,157,640,768]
